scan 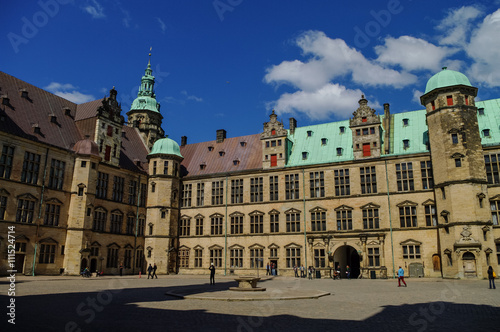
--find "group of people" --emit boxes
[80,267,102,277]
[266,262,277,276]
[147,263,158,279]
[332,265,351,280]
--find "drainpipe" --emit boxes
[224,175,228,276]
[302,169,307,269]
[385,160,395,278]
[32,148,49,276]
[132,174,141,275]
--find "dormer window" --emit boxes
[402,118,409,126]
[49,114,57,123]
[20,89,28,99]
[403,139,410,149]
[200,163,206,170]
[478,108,485,115]
[336,147,343,156]
[340,126,345,134]
[307,130,312,137]
[233,159,240,166]
[64,107,72,116]
[302,152,308,160]
[240,141,247,147]
[321,138,328,145]
[208,146,214,152]
[483,129,490,137]
[219,151,225,157]
[1,96,10,105]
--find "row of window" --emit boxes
[96,172,147,206]
[181,162,433,207]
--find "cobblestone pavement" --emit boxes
[1,274,499,331]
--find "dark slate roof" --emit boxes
[75,99,103,121]
[120,126,149,173]
[180,134,262,177]
[0,71,82,150]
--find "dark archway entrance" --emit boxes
[333,245,361,279]
[90,258,97,272]
[81,258,88,272]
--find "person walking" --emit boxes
[308,266,313,280]
[119,263,123,276]
[346,265,351,280]
[398,266,407,287]
[152,263,158,279]
[209,263,216,285]
[271,263,276,276]
[488,266,496,289]
[147,264,153,279]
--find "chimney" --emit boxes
[384,103,390,116]
[216,129,226,143]
[289,117,297,135]
[181,136,187,146]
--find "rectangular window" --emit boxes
[399,206,417,228]
[105,145,111,161]
[286,212,300,232]
[196,183,204,206]
[447,95,453,106]
[93,210,107,231]
[39,244,56,264]
[211,216,223,235]
[112,176,124,202]
[107,125,113,136]
[311,211,326,231]
[484,154,500,184]
[314,249,326,268]
[0,145,14,179]
[334,169,350,196]
[270,248,278,258]
[194,249,203,268]
[403,245,421,259]
[336,209,352,230]
[230,215,243,234]
[96,172,109,199]
[124,249,132,268]
[211,181,224,205]
[230,249,243,268]
[140,183,147,207]
[491,201,500,226]
[48,159,65,189]
[16,198,35,223]
[182,184,192,207]
[420,161,434,189]
[285,174,299,200]
[135,250,144,269]
[270,154,277,167]
[250,177,263,202]
[137,217,145,236]
[126,216,134,235]
[269,176,279,201]
[44,203,60,226]
[451,133,458,144]
[210,249,222,267]
[231,179,243,204]
[0,195,7,220]
[270,213,279,233]
[286,248,301,268]
[21,151,41,184]
[106,248,118,268]
[250,214,264,234]
[163,160,169,175]
[362,208,379,229]
[250,249,264,268]
[425,205,437,226]
[179,249,190,268]
[196,217,204,235]
[309,171,325,198]
[368,248,380,267]
[128,180,137,205]
[179,218,190,236]
[360,166,377,194]
[110,213,123,234]
[396,162,414,191]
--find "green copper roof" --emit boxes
[425,67,472,94]
[130,60,161,113]
[388,109,429,156]
[477,98,500,146]
[149,137,183,158]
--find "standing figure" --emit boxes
[209,263,216,285]
[119,263,123,276]
[346,265,351,280]
[266,263,270,276]
[488,266,496,289]
[152,263,158,279]
[398,266,407,287]
[300,265,305,278]
[308,266,313,280]
[147,264,153,279]
[294,265,299,278]
[271,263,276,276]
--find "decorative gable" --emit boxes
[261,110,287,139]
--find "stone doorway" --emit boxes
[90,258,97,272]
[14,254,25,274]
[462,252,477,277]
[81,258,88,271]
[270,259,278,275]
[333,245,361,278]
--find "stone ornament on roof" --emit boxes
[261,110,287,138]
[349,95,380,127]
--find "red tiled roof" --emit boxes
[180,134,262,177]
[0,71,82,150]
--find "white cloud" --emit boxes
[45,82,95,104]
[466,9,500,86]
[180,90,203,102]
[375,36,456,72]
[268,83,370,121]
[156,17,166,33]
[437,6,483,46]
[412,89,423,104]
[83,0,105,19]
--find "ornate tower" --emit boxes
[350,96,381,159]
[127,52,165,150]
[420,67,496,278]
[261,110,288,169]
[145,137,183,274]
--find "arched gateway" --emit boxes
[333,245,361,278]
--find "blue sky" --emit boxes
[2,0,500,145]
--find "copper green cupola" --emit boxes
[126,49,165,150]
